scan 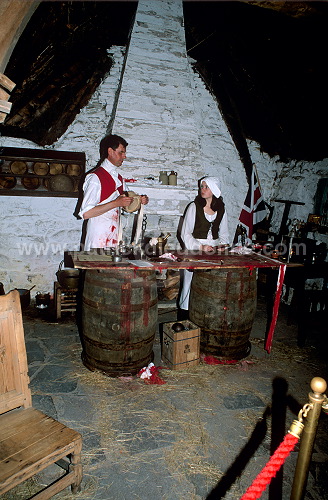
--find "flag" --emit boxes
[238,166,267,239]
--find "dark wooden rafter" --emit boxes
[1,1,137,146]
[3,49,112,145]
[0,73,15,124]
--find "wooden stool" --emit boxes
[54,281,78,320]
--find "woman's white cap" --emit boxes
[201,176,221,198]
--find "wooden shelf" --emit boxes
[0,146,85,197]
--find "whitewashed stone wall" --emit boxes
[110,0,204,185]
[0,0,327,295]
[189,59,248,229]
[248,139,328,239]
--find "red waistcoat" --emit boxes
[94,167,124,203]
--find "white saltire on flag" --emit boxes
[239,167,267,239]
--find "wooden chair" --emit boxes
[0,290,83,499]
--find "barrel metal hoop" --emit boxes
[82,351,154,375]
[200,326,252,336]
[82,332,156,351]
[82,295,158,311]
[87,277,156,287]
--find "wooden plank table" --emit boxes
[65,250,292,353]
[66,249,283,271]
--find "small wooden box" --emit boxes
[162,320,200,370]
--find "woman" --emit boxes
[178,176,230,318]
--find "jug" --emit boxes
[159,171,169,185]
[168,171,177,186]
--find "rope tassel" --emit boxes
[240,433,299,500]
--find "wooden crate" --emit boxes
[162,320,200,370]
[54,281,78,319]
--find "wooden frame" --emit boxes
[54,281,78,320]
[0,146,85,197]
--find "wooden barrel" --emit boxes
[10,160,27,174]
[66,163,81,176]
[0,176,16,189]
[21,176,40,190]
[33,162,49,175]
[189,268,257,360]
[49,163,64,175]
[81,269,158,376]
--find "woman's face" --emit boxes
[200,181,213,200]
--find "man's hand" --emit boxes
[140,195,149,205]
[83,194,132,219]
[116,194,133,208]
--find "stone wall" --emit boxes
[0,0,327,295]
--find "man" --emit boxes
[79,134,148,250]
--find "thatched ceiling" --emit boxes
[2,1,328,163]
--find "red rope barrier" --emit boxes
[240,433,299,500]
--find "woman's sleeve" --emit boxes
[219,211,230,245]
[180,203,202,250]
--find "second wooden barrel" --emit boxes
[81,269,158,376]
[189,268,257,359]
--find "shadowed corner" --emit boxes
[206,375,302,500]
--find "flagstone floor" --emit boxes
[1,288,327,500]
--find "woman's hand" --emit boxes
[217,244,229,253]
[201,244,215,253]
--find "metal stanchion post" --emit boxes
[290,377,327,500]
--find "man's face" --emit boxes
[107,144,127,167]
